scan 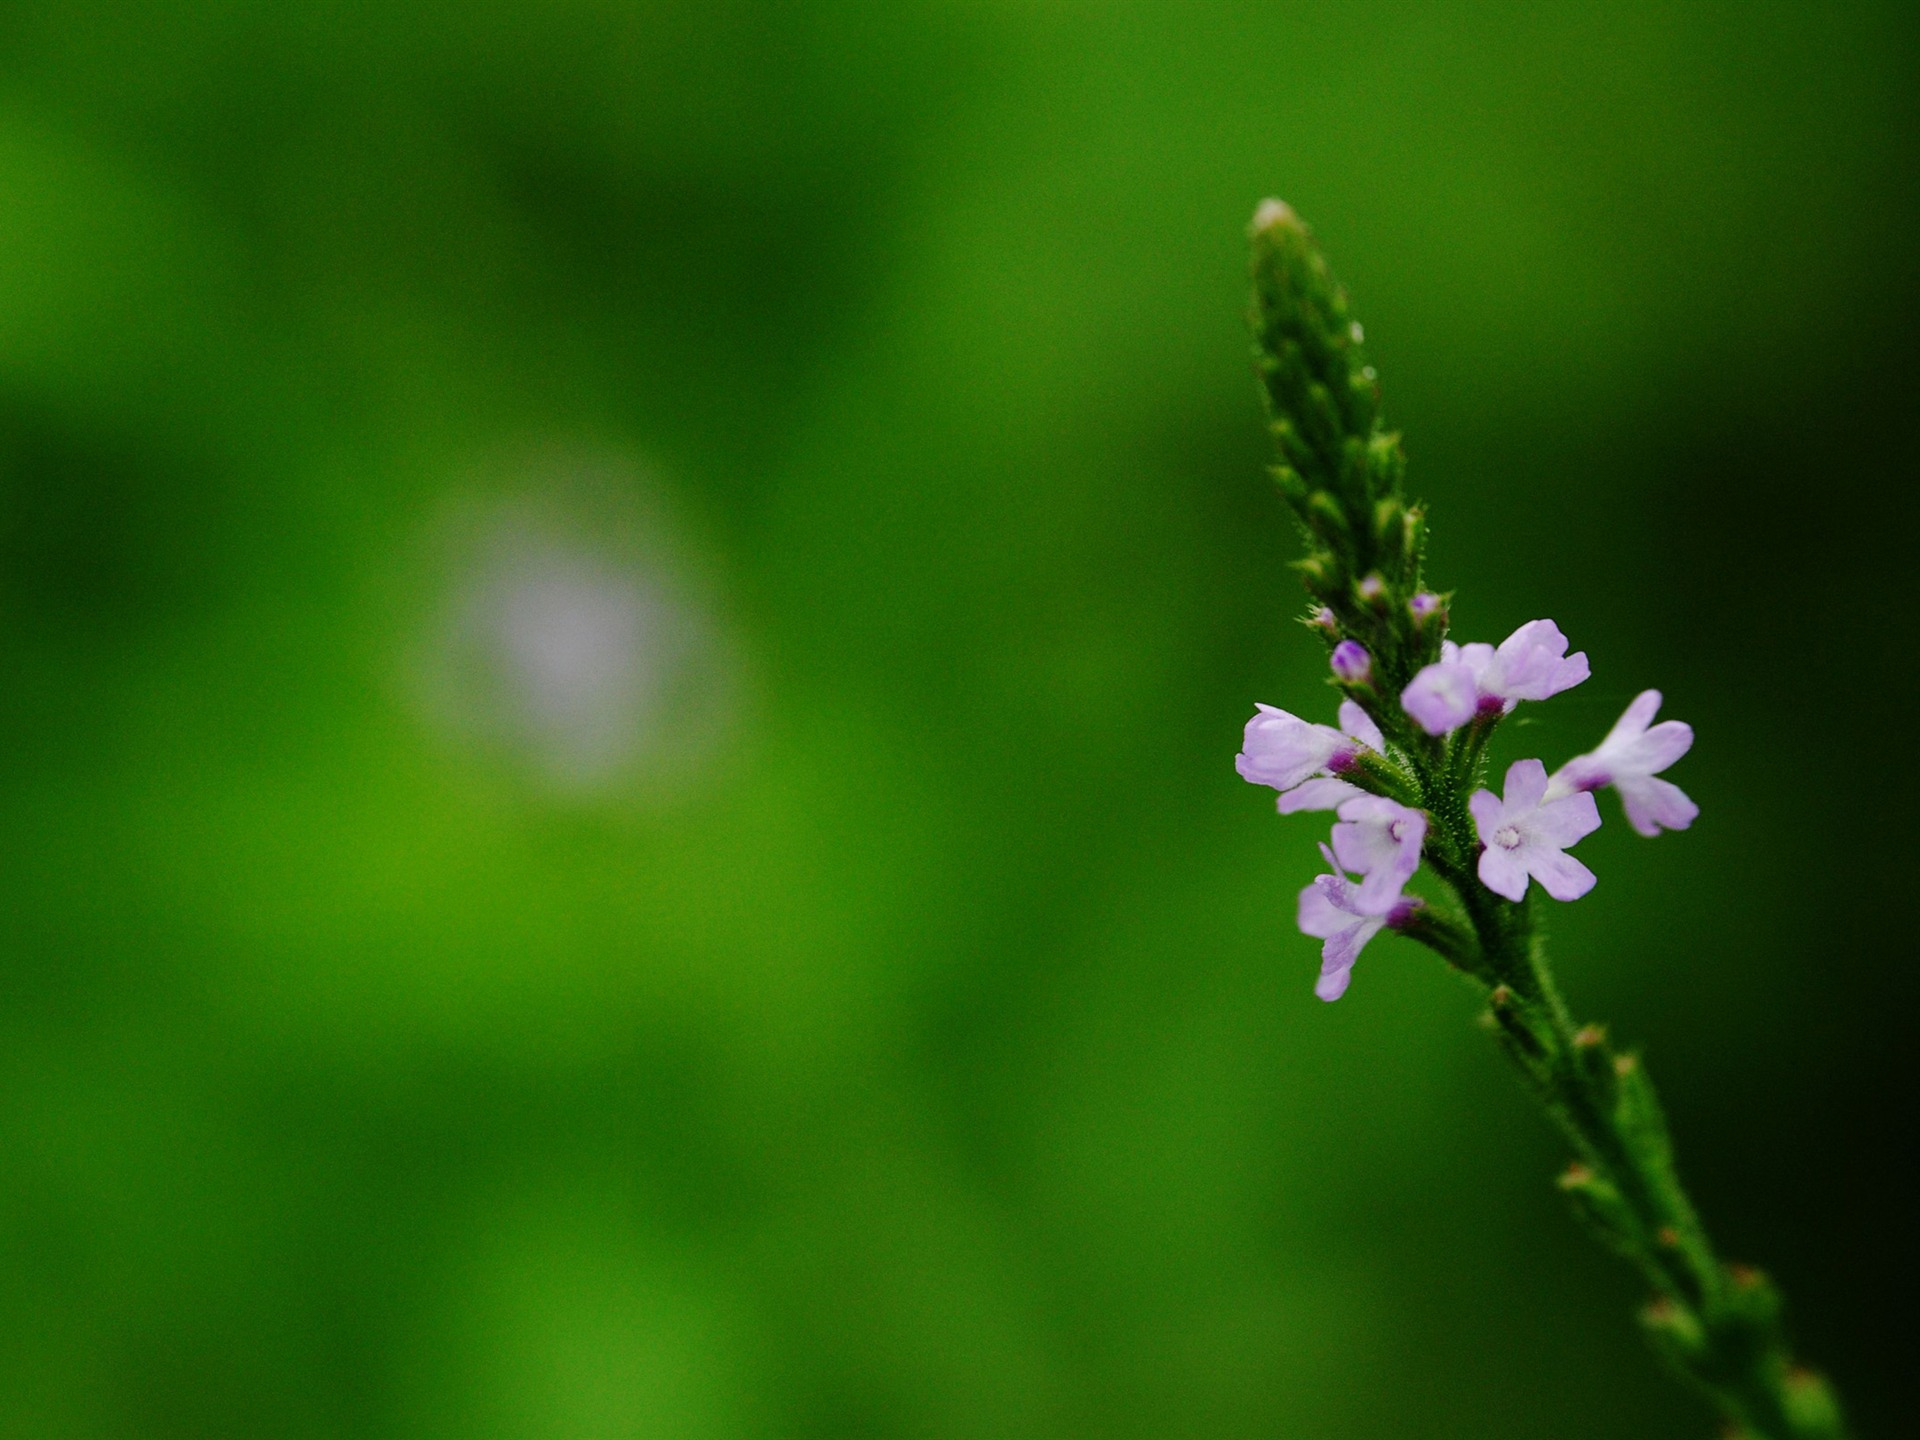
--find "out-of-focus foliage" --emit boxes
[0,3,1912,1436]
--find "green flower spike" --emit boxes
[1234,199,1850,1440]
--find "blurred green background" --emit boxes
[0,2,1913,1436]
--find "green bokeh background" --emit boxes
[0,3,1913,1436]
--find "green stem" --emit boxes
[1431,858,1851,1440]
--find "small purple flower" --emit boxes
[1330,640,1372,684]
[1236,705,1348,792]
[1408,591,1443,622]
[1307,606,1339,635]
[1238,701,1386,813]
[1401,652,1480,735]
[1469,758,1602,902]
[1298,842,1420,1001]
[1549,690,1698,837]
[1401,620,1590,736]
[1356,574,1387,605]
[1481,620,1590,702]
[1331,795,1426,909]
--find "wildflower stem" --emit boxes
[1471,903,1851,1439]
[1245,199,1852,1439]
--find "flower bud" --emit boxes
[1782,1368,1844,1433]
[1558,1161,1637,1255]
[1354,573,1387,611]
[1304,489,1351,545]
[1371,497,1405,551]
[1291,552,1339,590]
[1639,1296,1708,1365]
[1408,591,1445,626]
[1249,196,1296,235]
[1305,606,1339,636]
[1329,640,1372,685]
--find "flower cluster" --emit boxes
[1237,619,1696,1001]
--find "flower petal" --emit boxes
[1331,813,1401,879]
[1319,914,1383,977]
[1530,789,1602,847]
[1484,620,1588,701]
[1277,777,1363,814]
[1618,775,1699,837]
[1455,642,1495,682]
[1503,757,1550,811]
[1236,707,1346,791]
[1334,797,1426,909]
[1603,689,1662,747]
[1402,662,1477,736]
[1297,881,1347,939]
[1313,948,1359,1006]
[1546,755,1607,799]
[1477,844,1530,902]
[1621,719,1693,776]
[1526,847,1597,902]
[1337,700,1386,754]
[1467,787,1504,838]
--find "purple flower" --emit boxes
[1298,843,1420,1001]
[1401,652,1480,735]
[1307,606,1339,635]
[1401,620,1590,736]
[1331,795,1426,909]
[1481,620,1591,702]
[1469,758,1602,902]
[1548,690,1698,837]
[1408,591,1444,622]
[1330,640,1372,684]
[1237,700,1386,813]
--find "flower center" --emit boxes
[1492,824,1523,850]
[1388,819,1406,842]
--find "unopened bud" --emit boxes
[1639,1296,1708,1361]
[1400,505,1425,568]
[1354,573,1387,610]
[1573,1024,1606,1049]
[1722,1263,1783,1328]
[1292,553,1338,589]
[1249,197,1296,235]
[1782,1368,1844,1432]
[1329,640,1372,685]
[1305,489,1350,543]
[1305,606,1339,635]
[1371,497,1405,551]
[1408,591,1444,625]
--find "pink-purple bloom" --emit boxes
[1297,842,1420,1001]
[1237,700,1385,813]
[1401,620,1590,736]
[1330,640,1372,684]
[1331,795,1426,909]
[1548,690,1698,837]
[1469,758,1602,902]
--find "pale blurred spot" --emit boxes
[419,467,734,796]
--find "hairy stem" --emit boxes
[1483,919,1847,1437]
